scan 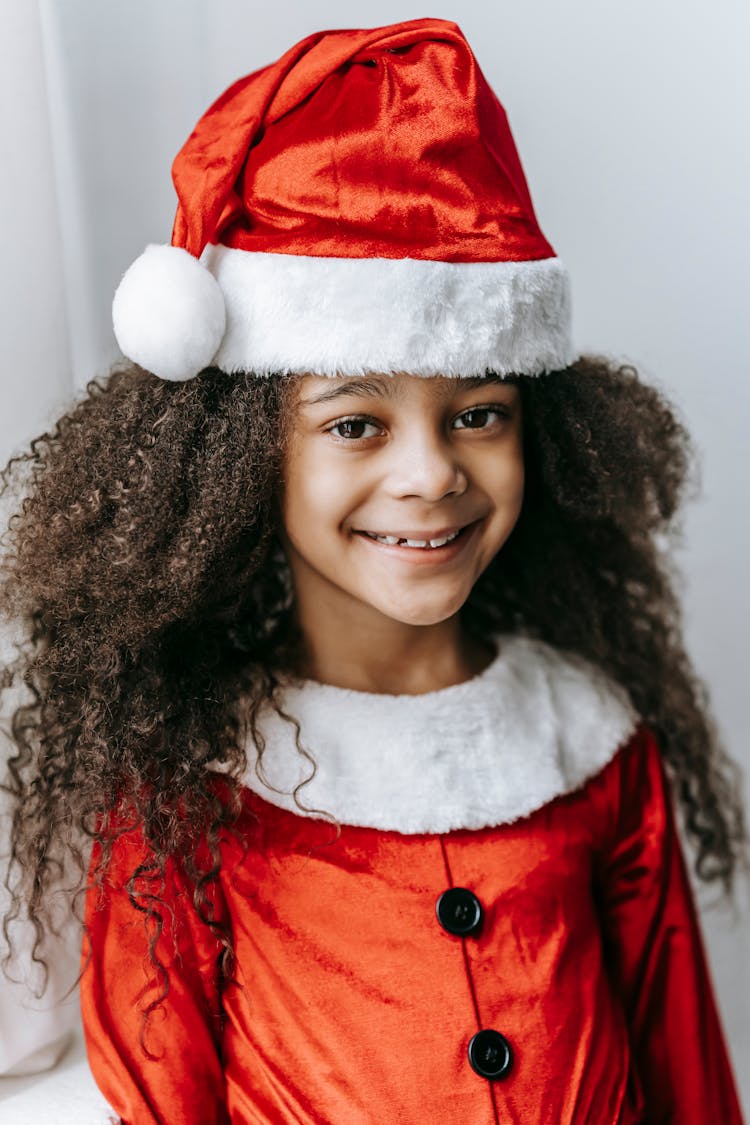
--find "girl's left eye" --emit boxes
[327,417,382,440]
[453,406,509,430]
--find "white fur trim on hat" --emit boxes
[112,244,226,381]
[239,633,640,833]
[202,246,576,378]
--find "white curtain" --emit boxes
[1,0,748,1115]
[0,0,78,1083]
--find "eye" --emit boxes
[326,416,383,441]
[453,406,510,430]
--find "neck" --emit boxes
[294,609,494,695]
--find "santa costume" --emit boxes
[79,17,744,1125]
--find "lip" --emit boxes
[353,519,482,564]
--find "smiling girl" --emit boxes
[1,17,746,1125]
[283,374,524,689]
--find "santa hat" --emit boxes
[112,18,575,382]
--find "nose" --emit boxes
[387,428,468,502]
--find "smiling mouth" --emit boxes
[355,525,470,550]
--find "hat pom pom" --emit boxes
[112,244,226,381]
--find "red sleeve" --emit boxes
[80,826,230,1125]
[593,725,744,1124]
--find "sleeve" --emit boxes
[592,724,745,1125]
[80,826,230,1125]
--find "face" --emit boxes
[280,372,524,630]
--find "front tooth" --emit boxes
[429,530,461,547]
[404,539,428,547]
[381,535,399,545]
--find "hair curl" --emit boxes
[1,356,747,1026]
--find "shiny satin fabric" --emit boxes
[171,18,555,264]
[80,725,743,1124]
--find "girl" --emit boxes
[1,16,746,1124]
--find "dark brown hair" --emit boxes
[1,355,746,1013]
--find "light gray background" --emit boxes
[1,0,748,1110]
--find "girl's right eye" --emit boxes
[326,417,382,441]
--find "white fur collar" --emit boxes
[242,634,640,835]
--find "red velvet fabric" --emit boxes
[81,724,743,1124]
[170,18,555,265]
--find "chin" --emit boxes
[375,594,469,628]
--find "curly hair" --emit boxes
[1,355,746,1023]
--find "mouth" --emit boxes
[353,522,476,551]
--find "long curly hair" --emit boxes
[1,355,746,1016]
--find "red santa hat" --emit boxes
[112,17,575,382]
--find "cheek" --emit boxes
[485,443,525,513]
[281,445,359,547]
[282,452,319,542]
[512,458,525,509]
[506,464,525,527]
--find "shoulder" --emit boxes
[581,718,673,843]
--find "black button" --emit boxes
[468,1029,513,1080]
[435,887,483,936]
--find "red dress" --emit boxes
[80,637,744,1124]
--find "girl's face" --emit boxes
[281,372,524,630]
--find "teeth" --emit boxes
[428,534,453,548]
[365,529,462,548]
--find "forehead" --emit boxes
[296,372,520,406]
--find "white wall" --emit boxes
[2,0,748,1106]
[0,2,72,461]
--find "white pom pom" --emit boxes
[112,244,226,381]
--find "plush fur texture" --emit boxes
[202,246,576,378]
[112,244,226,382]
[243,634,640,833]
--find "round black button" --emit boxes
[468,1029,513,1080]
[435,887,483,936]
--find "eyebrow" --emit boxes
[302,378,392,406]
[300,373,512,407]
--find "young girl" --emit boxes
[1,16,746,1124]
